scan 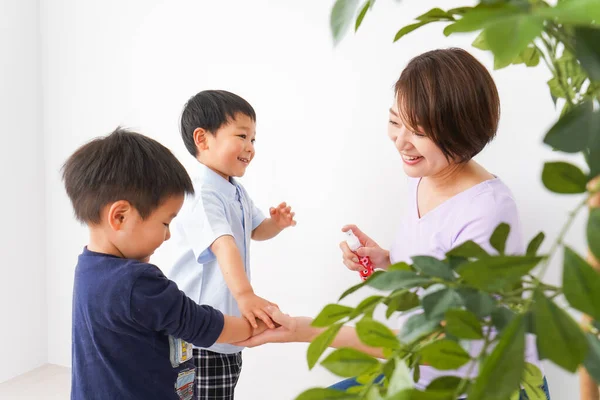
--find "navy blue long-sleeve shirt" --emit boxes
[71,248,225,399]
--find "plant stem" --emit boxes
[453,322,495,398]
[535,195,590,280]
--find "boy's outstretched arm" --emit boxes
[252,202,296,241]
[129,265,270,347]
[216,315,269,344]
[211,235,277,329]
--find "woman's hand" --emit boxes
[339,225,390,271]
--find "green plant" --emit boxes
[297,1,600,399]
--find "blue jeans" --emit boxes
[329,376,551,399]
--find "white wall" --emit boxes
[41,0,586,398]
[0,0,46,384]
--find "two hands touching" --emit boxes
[237,306,313,347]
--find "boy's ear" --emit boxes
[106,200,133,231]
[193,128,210,152]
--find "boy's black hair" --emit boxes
[180,90,256,157]
[62,127,194,224]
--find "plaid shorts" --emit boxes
[193,348,243,400]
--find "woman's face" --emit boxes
[387,102,452,178]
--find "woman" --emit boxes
[241,48,551,399]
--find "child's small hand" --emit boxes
[251,318,281,337]
[269,202,297,230]
[237,292,279,329]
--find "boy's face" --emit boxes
[200,113,256,180]
[113,195,184,263]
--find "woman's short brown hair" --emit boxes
[395,48,500,162]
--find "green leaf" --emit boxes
[588,146,600,178]
[445,309,484,339]
[522,362,546,400]
[356,318,400,348]
[457,288,496,318]
[523,362,544,386]
[584,332,600,385]
[490,223,510,254]
[589,208,600,261]
[426,376,464,391]
[388,357,413,395]
[509,391,521,400]
[532,290,587,372]
[416,8,455,21]
[448,7,472,16]
[443,5,519,36]
[491,306,516,331]
[534,0,600,26]
[576,26,600,81]
[338,276,371,301]
[483,14,543,69]
[520,46,541,67]
[365,386,384,400]
[547,77,571,101]
[418,339,471,370]
[355,369,382,386]
[313,304,354,327]
[467,314,526,400]
[542,161,588,194]
[307,323,343,369]
[330,0,360,45]
[525,311,536,335]
[387,389,455,400]
[296,388,360,400]
[422,288,464,319]
[394,21,431,42]
[412,364,420,384]
[544,102,598,153]
[447,255,468,270]
[457,255,542,291]
[411,256,456,281]
[447,240,489,259]
[367,270,432,291]
[563,246,600,320]
[526,232,545,256]
[321,348,380,377]
[388,262,413,272]
[350,296,384,319]
[472,31,490,50]
[398,313,442,345]
[355,1,370,32]
[386,291,420,318]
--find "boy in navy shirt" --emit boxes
[62,128,267,400]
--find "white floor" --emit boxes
[0,364,70,399]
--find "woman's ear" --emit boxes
[106,200,133,231]
[193,127,210,152]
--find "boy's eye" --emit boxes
[238,134,247,139]
[251,139,256,144]
[163,223,169,228]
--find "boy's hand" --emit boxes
[251,318,280,337]
[237,292,279,329]
[235,307,314,348]
[269,202,296,230]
